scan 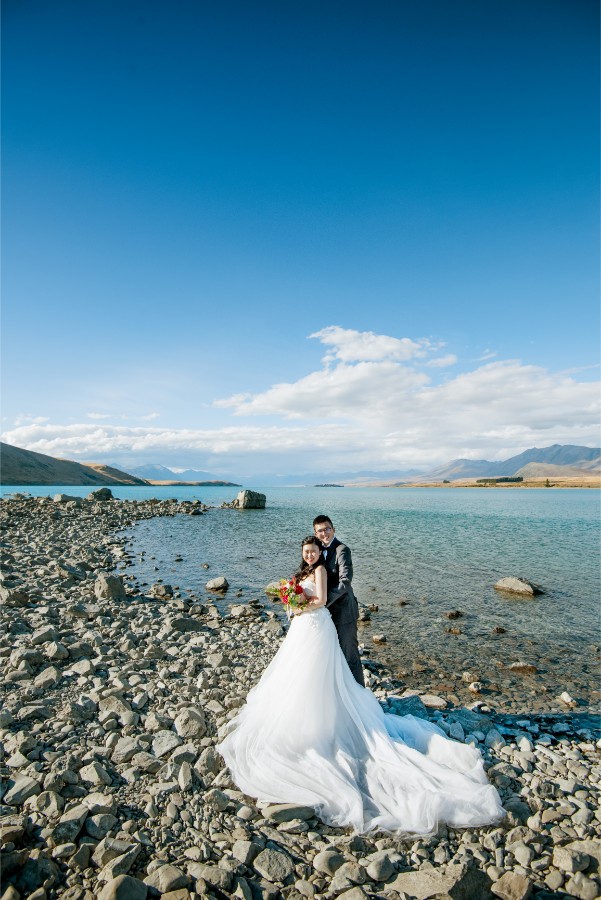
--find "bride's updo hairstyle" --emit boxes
[295,535,325,581]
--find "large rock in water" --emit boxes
[494,576,541,596]
[87,487,113,501]
[232,489,266,509]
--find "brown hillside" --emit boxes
[0,442,148,486]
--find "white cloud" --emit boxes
[87,412,112,420]
[13,415,49,427]
[140,412,160,421]
[425,354,457,368]
[216,361,429,419]
[309,326,431,363]
[2,327,599,472]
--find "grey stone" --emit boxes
[51,803,89,843]
[99,695,132,724]
[68,640,94,660]
[564,872,600,900]
[169,616,204,633]
[83,791,117,815]
[79,761,112,785]
[232,489,266,509]
[233,839,260,866]
[366,854,395,882]
[151,582,174,597]
[71,658,96,675]
[204,788,229,811]
[92,837,136,868]
[313,850,345,876]
[98,875,147,900]
[111,736,143,765]
[420,693,448,709]
[35,790,64,816]
[70,843,93,870]
[99,843,141,880]
[491,871,532,900]
[85,813,118,839]
[508,662,538,675]
[263,803,315,822]
[152,729,183,757]
[494,576,540,596]
[68,696,98,723]
[31,624,58,644]
[253,847,295,882]
[206,576,229,591]
[553,845,591,873]
[46,640,69,659]
[389,863,492,899]
[174,707,207,739]
[336,862,366,885]
[336,890,367,900]
[563,839,601,872]
[95,572,126,601]
[504,797,531,824]
[87,488,113,501]
[485,728,506,749]
[14,854,59,893]
[3,774,42,805]
[387,694,429,719]
[52,841,77,858]
[187,863,233,891]
[512,842,533,867]
[144,864,190,893]
[197,745,222,775]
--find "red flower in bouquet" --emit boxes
[278,577,307,615]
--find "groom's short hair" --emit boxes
[313,514,333,529]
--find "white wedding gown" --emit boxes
[217,578,504,835]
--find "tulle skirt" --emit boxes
[217,608,504,834]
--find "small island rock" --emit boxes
[232,490,266,509]
[494,576,541,596]
[86,488,113,501]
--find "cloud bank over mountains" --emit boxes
[3,327,599,473]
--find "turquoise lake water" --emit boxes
[4,484,600,710]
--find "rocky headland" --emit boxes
[1,494,600,900]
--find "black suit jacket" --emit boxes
[323,537,358,627]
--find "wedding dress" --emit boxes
[217,577,504,835]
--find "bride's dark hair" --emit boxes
[294,535,325,581]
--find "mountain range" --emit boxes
[120,464,424,486]
[415,444,600,482]
[1,442,599,486]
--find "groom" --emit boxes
[313,515,365,687]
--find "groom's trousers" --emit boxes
[335,619,365,687]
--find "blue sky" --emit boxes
[2,0,599,475]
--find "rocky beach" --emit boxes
[1,494,600,900]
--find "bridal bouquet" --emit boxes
[278,578,307,616]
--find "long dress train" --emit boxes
[217,578,504,835]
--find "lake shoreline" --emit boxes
[1,495,600,899]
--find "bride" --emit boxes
[217,536,504,835]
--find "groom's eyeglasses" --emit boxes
[315,526,333,535]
